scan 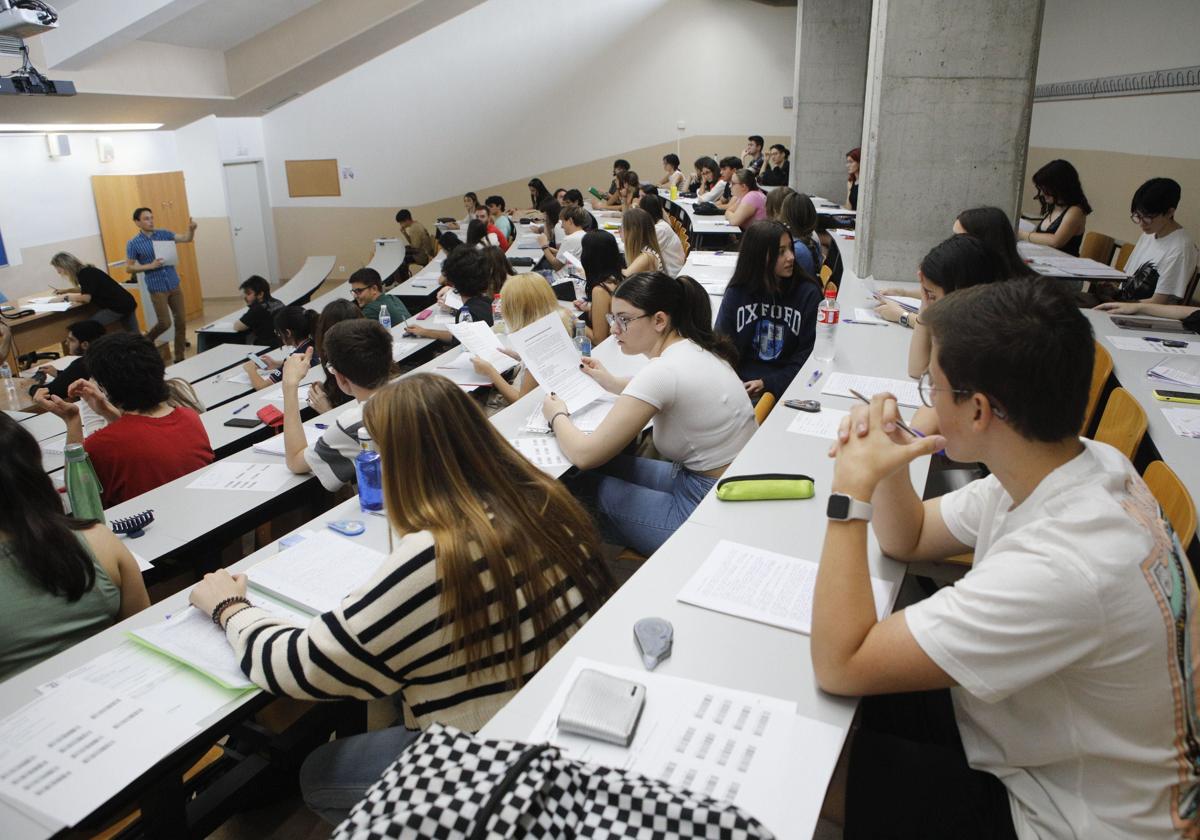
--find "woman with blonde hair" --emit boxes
[470,273,575,404]
[189,372,613,823]
[49,252,139,332]
[622,207,665,276]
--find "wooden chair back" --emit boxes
[1079,232,1115,265]
[1093,387,1147,460]
[1114,241,1134,271]
[755,392,777,425]
[1081,341,1113,434]
[668,215,691,261]
[1143,461,1197,547]
[819,265,833,284]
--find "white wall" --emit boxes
[175,115,228,217]
[0,131,179,269]
[217,118,267,164]
[1029,0,1200,158]
[262,0,798,208]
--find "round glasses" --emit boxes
[918,371,1007,419]
[1130,212,1160,225]
[605,312,650,334]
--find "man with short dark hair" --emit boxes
[472,205,510,250]
[742,135,765,174]
[405,248,493,342]
[35,332,213,506]
[538,205,589,271]
[30,319,106,401]
[604,159,631,199]
[716,156,742,207]
[485,195,516,243]
[125,207,197,363]
[1122,177,1198,304]
[560,189,598,232]
[396,209,434,267]
[349,267,411,325]
[280,319,394,491]
[812,279,1200,839]
[233,275,284,346]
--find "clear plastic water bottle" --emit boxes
[459,305,473,324]
[64,444,106,523]
[353,428,383,513]
[377,305,392,331]
[0,362,15,401]
[813,285,839,363]
[570,271,586,303]
[492,294,505,334]
[573,320,591,357]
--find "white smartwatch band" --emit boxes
[827,492,873,522]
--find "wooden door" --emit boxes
[92,174,151,329]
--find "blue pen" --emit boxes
[806,369,822,387]
[315,423,328,429]
[232,403,250,414]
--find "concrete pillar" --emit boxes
[856,0,1044,283]
[791,0,872,201]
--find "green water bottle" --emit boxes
[64,444,106,524]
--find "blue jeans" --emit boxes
[572,455,716,555]
[299,726,421,825]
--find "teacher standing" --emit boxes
[125,207,196,363]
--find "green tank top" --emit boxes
[0,532,121,681]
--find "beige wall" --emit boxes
[271,134,788,278]
[1022,147,1200,250]
[0,234,110,299]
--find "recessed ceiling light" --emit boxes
[0,123,164,133]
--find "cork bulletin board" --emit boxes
[285,159,341,197]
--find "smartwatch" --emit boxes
[899,312,913,329]
[827,492,873,522]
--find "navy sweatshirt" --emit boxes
[715,278,822,397]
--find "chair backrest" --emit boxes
[1114,241,1134,271]
[1092,387,1147,460]
[1079,231,1115,265]
[754,392,777,425]
[1081,341,1113,434]
[819,265,833,284]
[667,215,690,261]
[1185,268,1200,306]
[1143,461,1197,547]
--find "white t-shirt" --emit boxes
[654,219,686,277]
[1124,228,1199,301]
[622,340,755,471]
[905,439,1200,839]
[696,178,727,204]
[557,229,585,264]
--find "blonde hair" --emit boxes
[621,208,663,268]
[500,273,574,333]
[165,378,204,413]
[363,374,612,685]
[50,252,88,281]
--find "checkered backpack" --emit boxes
[331,723,775,840]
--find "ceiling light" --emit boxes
[0,123,163,133]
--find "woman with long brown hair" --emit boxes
[189,373,613,823]
[621,207,665,276]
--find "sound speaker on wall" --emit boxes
[46,133,71,158]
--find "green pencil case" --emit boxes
[715,473,815,502]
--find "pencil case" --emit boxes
[715,473,815,502]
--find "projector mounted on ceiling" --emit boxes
[0,1,74,97]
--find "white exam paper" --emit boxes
[248,529,389,614]
[448,321,517,373]
[27,302,73,313]
[677,539,894,635]
[259,384,310,403]
[786,407,848,440]
[253,425,323,456]
[1161,406,1200,439]
[525,395,616,434]
[442,290,465,311]
[186,461,295,492]
[851,308,888,324]
[152,240,178,267]
[822,372,922,408]
[508,311,606,412]
[510,437,572,474]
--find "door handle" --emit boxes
[234,227,243,233]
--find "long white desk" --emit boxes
[165,343,268,384]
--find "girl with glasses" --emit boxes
[542,272,756,555]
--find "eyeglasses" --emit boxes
[350,287,368,296]
[1130,212,1160,225]
[918,371,1007,419]
[605,312,650,333]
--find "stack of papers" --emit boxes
[253,425,323,456]
[1147,358,1200,388]
[248,530,389,614]
[447,320,518,373]
[1161,407,1200,439]
[27,302,73,313]
[879,293,920,313]
[1028,255,1126,279]
[678,540,893,635]
[821,372,922,408]
[685,252,739,267]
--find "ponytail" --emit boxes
[274,305,319,343]
[614,272,738,366]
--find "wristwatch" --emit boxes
[899,312,913,329]
[827,493,873,522]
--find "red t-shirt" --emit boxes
[84,408,215,507]
[487,224,510,251]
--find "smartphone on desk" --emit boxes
[1153,389,1200,405]
[1111,316,1190,334]
[223,417,261,428]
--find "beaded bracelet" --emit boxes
[210,596,252,627]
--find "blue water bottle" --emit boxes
[353,428,383,512]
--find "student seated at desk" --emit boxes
[538,205,589,272]
[873,235,1002,380]
[470,273,575,404]
[243,306,319,390]
[813,279,1200,840]
[349,267,411,325]
[599,158,630,203]
[845,147,860,210]
[29,319,105,401]
[780,192,822,277]
[1117,177,1199,304]
[716,220,821,399]
[1017,159,1091,256]
[484,195,516,243]
[395,209,434,267]
[622,208,666,276]
[659,153,686,190]
[713,157,742,209]
[559,189,598,233]
[0,414,150,681]
[280,319,393,491]
[523,178,561,233]
[308,300,362,413]
[232,274,284,346]
[469,205,509,250]
[692,156,722,202]
[594,171,640,212]
[759,144,790,187]
[444,192,481,231]
[49,252,138,333]
[466,218,501,250]
[954,206,1037,280]
[407,248,494,342]
[577,229,624,345]
[481,244,515,295]
[724,169,768,230]
[639,194,685,277]
[35,333,214,507]
[741,134,765,175]
[544,272,756,555]
[189,373,614,824]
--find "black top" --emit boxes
[1037,209,1083,257]
[29,356,88,400]
[238,298,284,346]
[759,161,790,187]
[1184,310,1200,335]
[456,296,494,327]
[848,183,859,211]
[78,265,136,314]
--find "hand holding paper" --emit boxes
[508,311,606,412]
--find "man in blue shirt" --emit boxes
[125,207,197,363]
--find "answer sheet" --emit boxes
[1161,407,1200,439]
[253,424,323,456]
[851,307,889,325]
[531,658,836,838]
[821,372,922,407]
[247,529,389,614]
[509,437,572,473]
[785,407,848,440]
[677,539,894,635]
[186,461,295,492]
[0,679,197,826]
[447,320,518,373]
[524,395,616,434]
[508,311,607,412]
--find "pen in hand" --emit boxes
[847,388,924,438]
